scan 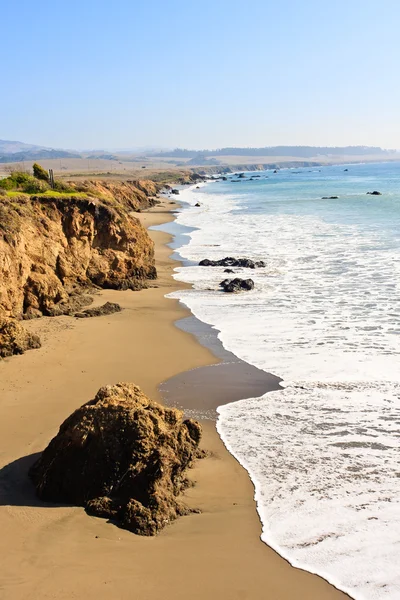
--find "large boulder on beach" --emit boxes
[220,278,255,293]
[0,317,41,358]
[199,257,265,269]
[29,383,203,536]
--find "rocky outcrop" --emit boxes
[29,383,203,536]
[199,257,265,269]
[0,317,41,358]
[189,162,323,176]
[74,302,121,318]
[220,278,255,292]
[0,193,156,318]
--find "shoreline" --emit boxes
[0,197,349,599]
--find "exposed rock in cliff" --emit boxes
[29,383,203,535]
[0,317,41,358]
[70,179,160,212]
[0,192,156,318]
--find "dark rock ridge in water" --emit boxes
[367,191,382,195]
[29,383,203,536]
[199,257,265,269]
[220,278,255,293]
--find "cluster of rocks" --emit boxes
[219,278,254,293]
[29,383,204,536]
[198,256,265,293]
[321,191,383,200]
[199,257,265,269]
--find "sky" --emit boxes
[2,0,400,150]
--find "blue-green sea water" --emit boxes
[169,162,400,600]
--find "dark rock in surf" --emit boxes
[219,278,255,293]
[195,202,201,207]
[224,269,235,273]
[367,191,382,195]
[199,257,265,269]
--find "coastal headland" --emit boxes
[0,177,350,599]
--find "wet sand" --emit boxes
[161,315,282,419]
[0,199,350,600]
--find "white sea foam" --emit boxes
[167,174,400,600]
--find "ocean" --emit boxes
[166,162,400,600]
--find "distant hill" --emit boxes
[152,146,396,159]
[0,139,47,154]
[0,139,81,163]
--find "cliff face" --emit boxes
[70,179,160,212]
[0,191,156,319]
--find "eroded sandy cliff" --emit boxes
[0,181,158,320]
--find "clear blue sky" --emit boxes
[2,0,400,150]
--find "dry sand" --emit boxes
[0,200,350,600]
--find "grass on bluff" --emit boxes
[0,166,78,196]
[32,190,89,199]
[0,165,93,241]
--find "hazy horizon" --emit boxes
[2,0,400,150]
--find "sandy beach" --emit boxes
[0,198,350,600]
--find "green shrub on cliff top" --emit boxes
[0,171,50,194]
[52,179,76,193]
[33,163,50,182]
[22,178,49,194]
